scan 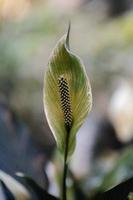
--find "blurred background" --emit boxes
[0,0,133,198]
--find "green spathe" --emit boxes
[43,26,92,156]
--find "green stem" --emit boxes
[62,132,69,200]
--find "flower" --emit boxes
[43,26,92,156]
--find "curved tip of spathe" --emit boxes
[66,21,71,50]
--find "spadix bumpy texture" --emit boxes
[43,29,92,156]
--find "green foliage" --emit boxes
[0,170,31,200]
[17,173,59,200]
[128,193,133,200]
[93,178,133,200]
[0,171,59,200]
[1,171,133,200]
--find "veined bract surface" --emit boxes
[43,26,92,156]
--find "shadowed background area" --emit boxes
[0,0,133,198]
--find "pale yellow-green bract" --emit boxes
[43,28,92,156]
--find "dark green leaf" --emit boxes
[17,173,59,200]
[0,180,15,200]
[94,178,133,200]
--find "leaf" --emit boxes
[16,173,59,200]
[97,147,133,191]
[128,192,133,200]
[0,171,31,200]
[43,25,92,156]
[0,180,15,200]
[93,178,133,200]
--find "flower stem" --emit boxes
[62,131,69,200]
